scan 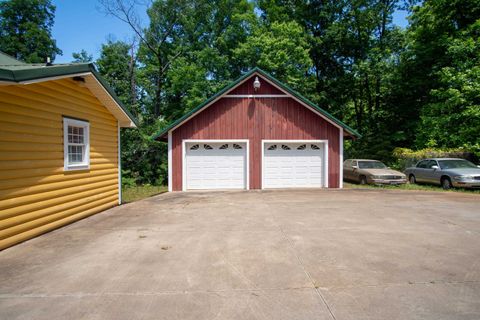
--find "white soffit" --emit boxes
[83,74,136,128]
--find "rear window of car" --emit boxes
[438,159,477,169]
[358,161,387,169]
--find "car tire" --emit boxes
[359,176,368,185]
[409,175,416,184]
[441,177,452,190]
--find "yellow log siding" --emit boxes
[0,78,120,250]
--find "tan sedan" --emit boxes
[343,159,407,185]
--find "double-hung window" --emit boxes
[63,117,90,171]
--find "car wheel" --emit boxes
[409,175,416,184]
[441,177,452,190]
[359,176,368,185]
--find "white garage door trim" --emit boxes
[182,139,249,191]
[261,140,329,189]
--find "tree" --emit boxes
[0,0,62,62]
[259,0,409,160]
[96,38,168,185]
[232,21,314,92]
[72,49,93,63]
[409,1,480,153]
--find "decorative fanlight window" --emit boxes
[311,144,320,150]
[204,144,213,150]
[190,144,199,150]
[233,144,242,149]
[281,144,291,150]
[219,144,229,149]
[267,144,277,150]
[297,144,306,150]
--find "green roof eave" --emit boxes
[0,63,91,82]
[0,62,138,127]
[152,68,259,140]
[90,68,139,127]
[254,68,361,138]
[152,67,361,140]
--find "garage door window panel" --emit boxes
[185,142,247,190]
[263,142,325,188]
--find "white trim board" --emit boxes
[165,71,345,135]
[261,139,329,189]
[258,75,343,132]
[224,94,289,98]
[339,128,344,189]
[168,131,173,192]
[63,117,90,171]
[5,72,136,128]
[181,139,250,191]
[118,121,122,204]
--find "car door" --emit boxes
[343,160,353,181]
[423,160,437,183]
[426,160,442,184]
[414,160,429,182]
[350,160,360,181]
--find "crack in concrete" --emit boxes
[320,279,480,291]
[277,225,338,320]
[0,287,317,299]
[261,192,337,320]
[2,280,479,300]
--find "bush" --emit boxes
[392,147,479,171]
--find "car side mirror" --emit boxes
[352,165,358,169]
[431,165,439,170]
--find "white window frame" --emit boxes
[261,139,329,189]
[63,117,90,171]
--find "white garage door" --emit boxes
[185,142,247,190]
[263,142,325,188]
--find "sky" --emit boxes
[52,0,410,63]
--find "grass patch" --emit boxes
[344,182,480,194]
[122,185,168,203]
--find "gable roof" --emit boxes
[153,67,360,140]
[0,51,138,128]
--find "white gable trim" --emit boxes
[224,94,289,98]
[258,75,343,132]
[5,72,136,128]
[167,72,346,135]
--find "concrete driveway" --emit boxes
[1,189,479,320]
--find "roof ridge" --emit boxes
[152,67,361,140]
[0,51,26,65]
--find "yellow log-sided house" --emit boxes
[0,52,137,250]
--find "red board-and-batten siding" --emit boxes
[170,75,341,191]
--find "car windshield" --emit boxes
[438,159,478,169]
[358,161,387,169]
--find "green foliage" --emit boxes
[97,39,167,186]
[345,182,480,194]
[120,123,168,186]
[233,21,314,91]
[392,147,478,170]
[0,0,62,62]
[72,49,93,63]
[94,0,479,186]
[415,20,480,151]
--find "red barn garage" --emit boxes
[154,68,360,191]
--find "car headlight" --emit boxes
[453,175,473,181]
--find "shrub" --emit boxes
[392,147,479,170]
